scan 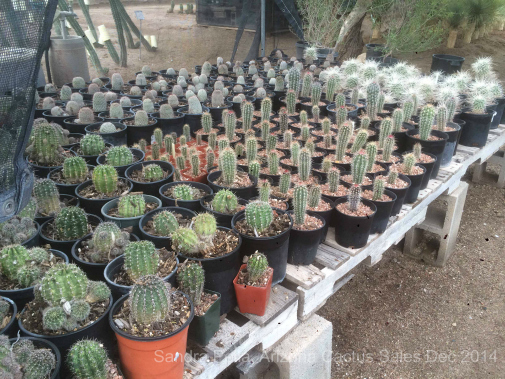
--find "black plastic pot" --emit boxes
[104,254,178,301]
[362,187,397,234]
[200,194,248,228]
[0,297,17,338]
[327,104,358,123]
[394,122,415,154]
[63,117,104,134]
[71,143,112,165]
[305,196,334,242]
[207,171,257,200]
[384,173,412,216]
[403,165,426,204]
[139,206,197,249]
[96,148,145,177]
[232,209,292,285]
[430,54,464,75]
[177,106,210,136]
[34,195,80,225]
[19,295,114,378]
[150,112,185,136]
[42,111,74,128]
[188,290,221,345]
[0,249,68,309]
[207,103,232,125]
[440,122,461,167]
[9,337,62,379]
[491,97,505,129]
[178,227,242,315]
[365,43,385,60]
[29,160,62,180]
[405,129,448,178]
[85,122,127,146]
[459,111,493,148]
[75,179,132,217]
[287,212,325,265]
[124,119,158,146]
[300,99,330,117]
[39,214,102,257]
[125,160,174,196]
[20,220,40,249]
[404,150,437,190]
[333,198,377,249]
[159,181,212,212]
[48,165,95,196]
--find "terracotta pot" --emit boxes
[233,264,273,316]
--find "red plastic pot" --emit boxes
[233,264,273,316]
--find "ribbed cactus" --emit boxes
[290,141,301,166]
[402,99,415,122]
[138,139,147,154]
[92,92,107,113]
[446,96,458,122]
[55,207,88,240]
[335,122,352,162]
[86,281,111,303]
[360,115,371,130]
[366,142,378,171]
[351,129,369,154]
[436,105,448,132]
[193,213,217,247]
[219,147,237,186]
[0,245,30,280]
[327,168,340,193]
[106,146,133,166]
[372,178,385,201]
[248,160,260,179]
[119,96,131,107]
[171,228,199,255]
[286,89,297,115]
[326,75,339,102]
[43,306,66,330]
[336,106,347,127]
[382,135,395,162]
[392,108,404,133]
[413,143,422,160]
[134,110,149,126]
[92,164,118,195]
[351,152,368,184]
[419,105,436,140]
[188,95,203,114]
[246,137,257,163]
[278,107,288,133]
[60,85,72,101]
[72,77,86,89]
[28,247,49,263]
[80,134,106,156]
[293,185,307,225]
[225,110,237,142]
[247,251,268,282]
[298,148,312,181]
[99,122,117,134]
[274,76,285,92]
[366,82,380,121]
[158,104,173,119]
[33,179,61,216]
[402,153,417,175]
[212,189,238,213]
[129,275,170,325]
[27,122,62,165]
[178,262,204,306]
[261,98,272,122]
[278,172,291,195]
[76,107,94,124]
[387,168,399,185]
[143,163,164,181]
[211,89,224,108]
[378,118,393,149]
[152,210,179,237]
[18,198,37,220]
[241,101,254,130]
[245,201,273,232]
[111,73,124,90]
[266,134,277,152]
[347,184,361,212]
[287,67,301,93]
[308,184,321,208]
[176,155,185,170]
[301,72,312,98]
[300,110,308,126]
[68,340,108,379]
[311,82,322,106]
[124,240,159,281]
[118,194,146,217]
[41,263,88,304]
[172,184,194,200]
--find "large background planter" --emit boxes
[125,160,174,196]
[430,54,464,75]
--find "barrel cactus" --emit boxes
[245,201,273,233]
[106,146,133,167]
[41,263,88,304]
[134,110,149,126]
[247,251,268,282]
[171,228,199,255]
[0,245,30,280]
[129,275,171,325]
[54,206,88,240]
[143,164,165,181]
[212,189,238,213]
[67,339,108,379]
[118,194,146,218]
[80,134,106,156]
[99,122,117,133]
[124,240,159,281]
[153,210,179,236]
[33,179,61,216]
[92,164,118,195]
[76,107,94,124]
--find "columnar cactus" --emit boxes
[279,107,289,133]
[178,262,204,306]
[392,108,404,133]
[266,134,277,152]
[328,168,340,193]
[41,263,88,304]
[120,96,132,107]
[279,172,291,195]
[188,95,203,114]
[76,107,94,124]
[326,75,339,102]
[134,110,149,126]
[241,101,254,130]
[300,110,308,126]
[68,340,108,379]
[80,134,106,156]
[378,118,393,149]
[111,73,124,90]
[136,73,147,86]
[268,151,279,175]
[366,142,378,171]
[312,105,321,123]
[335,122,352,162]
[200,112,212,134]
[402,99,415,122]
[274,76,285,92]
[446,96,458,121]
[293,185,307,225]
[129,275,171,325]
[92,92,107,113]
[351,129,369,153]
[323,134,332,149]
[176,155,185,170]
[225,110,237,141]
[106,146,133,166]
[245,201,273,232]
[246,137,257,163]
[247,251,268,282]
[387,167,399,185]
[382,135,395,162]
[92,165,118,195]
[418,105,436,140]
[301,72,312,97]
[436,105,448,132]
[261,98,272,122]
[286,89,297,115]
[124,241,159,280]
[153,210,179,236]
[287,67,301,93]
[206,148,215,170]
[248,160,260,179]
[290,141,301,166]
[220,147,237,186]
[402,153,417,175]
[366,82,380,121]
[55,207,88,240]
[298,148,312,181]
[413,143,422,160]
[347,184,361,212]
[143,98,155,113]
[283,130,293,149]
[351,152,368,184]
[308,184,322,208]
[0,245,30,280]
[100,122,117,134]
[360,115,371,130]
[118,194,146,218]
[60,85,72,101]
[336,106,347,127]
[372,178,385,201]
[211,90,224,108]
[33,179,61,216]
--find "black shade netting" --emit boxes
[0,0,57,222]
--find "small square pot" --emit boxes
[233,264,273,316]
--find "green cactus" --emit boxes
[117,194,146,218]
[293,185,307,225]
[278,107,288,133]
[347,184,361,212]
[287,67,301,93]
[246,137,258,163]
[92,92,107,113]
[326,75,339,102]
[67,339,108,379]
[124,241,159,281]
[212,189,238,213]
[366,82,380,121]
[446,96,458,121]
[69,299,91,321]
[402,99,415,122]
[76,107,94,124]
[12,338,34,365]
[176,155,185,170]
[290,141,301,166]
[382,135,395,162]
[108,103,124,120]
[28,247,49,263]
[335,122,352,162]
[153,211,179,236]
[191,154,201,178]
[241,101,254,131]
[0,245,30,280]
[106,146,133,167]
[91,222,122,256]
[360,115,371,130]
[274,76,285,92]
[178,262,205,306]
[27,122,62,165]
[327,168,340,193]
[413,143,422,160]
[164,135,175,156]
[218,138,229,152]
[366,142,378,171]
[18,197,38,220]
[219,147,237,186]
[266,134,277,152]
[436,105,448,132]
[129,275,171,325]
[286,89,297,115]
[300,72,312,98]
[402,153,417,175]
[308,184,322,208]
[351,129,369,154]
[43,306,66,330]
[171,228,199,255]
[298,148,312,181]
[418,105,436,140]
[80,134,106,156]
[277,173,290,195]
[336,106,347,127]
[201,112,213,134]
[311,82,322,106]
[86,280,112,303]
[225,111,237,142]
[351,152,368,184]
[392,108,404,133]
[387,168,399,185]
[92,164,118,195]
[372,178,385,201]
[55,207,88,240]
[138,139,147,154]
[16,266,40,287]
[41,263,88,304]
[172,184,194,200]
[248,160,261,179]
[99,122,117,134]
[193,213,217,246]
[143,164,165,181]
[206,148,215,170]
[260,98,272,122]
[245,201,273,232]
[33,179,61,216]
[378,118,393,149]
[24,347,56,378]
[247,251,268,282]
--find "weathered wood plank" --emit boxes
[285,264,324,290]
[202,319,250,361]
[315,245,350,270]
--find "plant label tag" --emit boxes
[134,11,144,20]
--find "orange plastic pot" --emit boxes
[233,264,273,316]
[109,293,194,379]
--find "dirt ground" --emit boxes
[72,4,505,378]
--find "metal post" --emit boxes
[260,0,265,57]
[139,19,142,60]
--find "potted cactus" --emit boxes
[177,95,210,135]
[362,178,397,234]
[395,154,426,204]
[233,251,273,316]
[18,264,113,377]
[195,112,219,141]
[287,185,326,265]
[96,146,145,177]
[98,102,134,123]
[123,110,158,146]
[39,206,101,255]
[3,336,61,378]
[178,261,221,346]
[406,105,448,178]
[71,222,136,281]
[71,134,110,165]
[75,165,133,217]
[374,167,412,216]
[151,103,186,136]
[232,201,292,285]
[85,121,128,146]
[125,160,174,197]
[160,182,213,212]
[434,100,462,166]
[0,297,17,337]
[109,276,193,378]
[79,83,107,102]
[171,213,242,315]
[405,143,437,190]
[63,107,104,134]
[101,193,162,235]
[104,240,178,301]
[32,178,79,225]
[208,147,257,200]
[203,89,232,125]
[333,184,377,248]
[48,156,93,196]
[67,339,123,379]
[459,95,495,148]
[200,189,247,227]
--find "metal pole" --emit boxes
[139,19,142,60]
[260,0,265,57]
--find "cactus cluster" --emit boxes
[0,217,37,247]
[0,337,56,378]
[26,121,65,166]
[86,222,130,262]
[212,189,239,213]
[247,251,269,282]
